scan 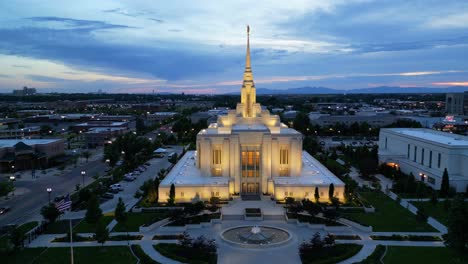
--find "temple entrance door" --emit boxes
[240,146,261,198]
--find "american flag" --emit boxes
[55,194,72,212]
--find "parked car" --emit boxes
[124,175,136,182]
[110,184,124,191]
[144,162,150,166]
[0,207,11,215]
[101,193,114,199]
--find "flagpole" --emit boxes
[69,217,74,264]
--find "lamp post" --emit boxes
[81,170,86,187]
[47,187,52,204]
[9,176,15,196]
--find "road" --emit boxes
[0,159,108,227]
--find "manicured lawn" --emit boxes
[383,246,468,264]
[1,246,137,264]
[43,219,81,234]
[341,192,436,232]
[154,243,217,264]
[412,201,468,226]
[113,211,170,232]
[300,244,363,264]
[73,216,113,233]
[17,221,38,234]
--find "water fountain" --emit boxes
[221,225,291,247]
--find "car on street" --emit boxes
[101,193,114,199]
[110,184,124,192]
[0,207,11,215]
[124,175,136,181]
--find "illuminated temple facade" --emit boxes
[159,27,344,202]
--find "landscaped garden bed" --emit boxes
[154,243,217,264]
[53,234,143,242]
[334,234,361,240]
[166,213,221,226]
[287,213,345,226]
[370,234,442,241]
[152,234,184,240]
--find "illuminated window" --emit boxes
[212,148,222,165]
[280,147,289,165]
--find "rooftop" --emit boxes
[0,139,62,148]
[384,128,468,146]
[160,151,229,186]
[273,151,344,186]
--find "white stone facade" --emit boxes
[378,128,468,192]
[159,27,344,203]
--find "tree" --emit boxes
[85,195,102,224]
[9,227,25,250]
[82,151,91,163]
[314,187,320,203]
[41,204,61,223]
[328,183,335,202]
[440,168,450,198]
[168,183,175,205]
[114,198,127,227]
[95,219,109,246]
[445,195,468,253]
[0,181,14,197]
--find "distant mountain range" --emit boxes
[229,86,468,95]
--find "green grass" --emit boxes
[300,244,363,264]
[131,245,160,264]
[17,221,39,235]
[341,192,436,232]
[1,246,137,264]
[73,216,113,233]
[354,245,386,264]
[113,212,169,232]
[383,246,468,264]
[412,201,468,226]
[154,243,217,264]
[43,219,81,234]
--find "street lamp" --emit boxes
[81,171,86,187]
[9,176,15,196]
[47,188,52,203]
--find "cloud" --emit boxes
[27,16,133,31]
[432,81,468,86]
[426,13,468,29]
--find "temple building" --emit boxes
[159,27,344,202]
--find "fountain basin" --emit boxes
[221,225,292,248]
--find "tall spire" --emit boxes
[240,25,256,117]
[246,25,251,69]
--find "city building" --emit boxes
[146,112,177,125]
[71,121,130,133]
[445,92,466,115]
[309,112,397,127]
[84,127,127,147]
[378,128,468,192]
[12,86,37,96]
[159,27,344,203]
[0,139,64,172]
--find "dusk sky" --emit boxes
[0,0,468,94]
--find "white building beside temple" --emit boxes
[159,27,344,202]
[378,128,468,192]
